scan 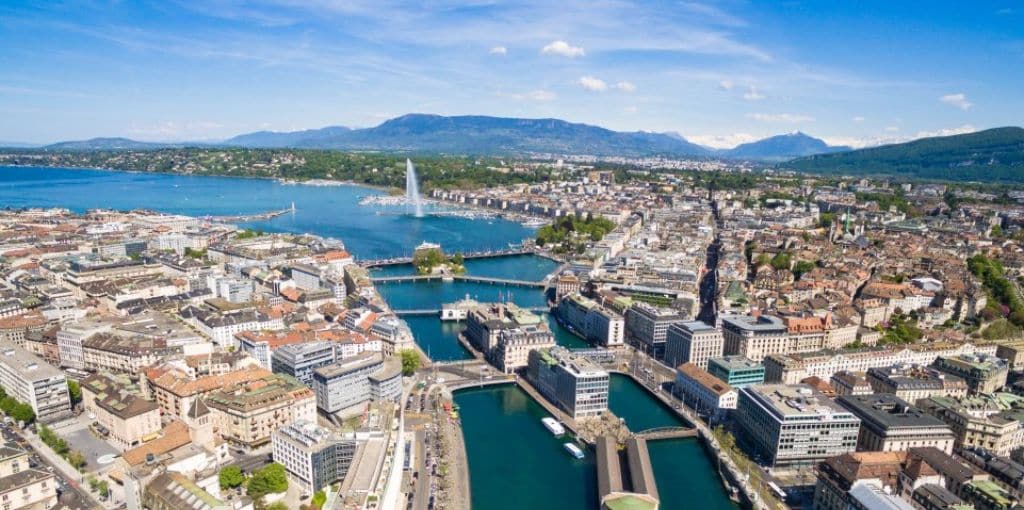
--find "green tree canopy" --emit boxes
[219,465,245,490]
[67,380,82,405]
[247,463,288,500]
[399,349,420,376]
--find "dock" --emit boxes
[207,206,293,223]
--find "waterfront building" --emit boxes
[866,364,969,402]
[720,313,789,362]
[624,302,685,359]
[663,320,722,370]
[81,373,161,451]
[674,362,736,422]
[707,355,765,388]
[271,341,337,386]
[763,343,998,384]
[837,393,956,454]
[527,346,609,420]
[440,296,479,321]
[931,354,1009,395]
[272,420,358,495]
[0,444,58,510]
[0,342,71,423]
[312,352,402,414]
[204,372,316,448]
[494,325,556,374]
[464,303,557,371]
[555,272,582,301]
[556,293,625,347]
[734,384,860,468]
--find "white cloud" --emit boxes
[852,116,865,122]
[742,86,764,100]
[747,113,815,123]
[687,133,758,149]
[577,76,608,91]
[940,93,972,110]
[823,124,978,149]
[718,80,734,91]
[614,81,636,92]
[541,40,585,58]
[914,124,977,138]
[489,46,507,55]
[501,89,556,101]
[885,126,900,132]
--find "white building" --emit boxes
[272,420,358,495]
[664,321,723,370]
[0,342,72,423]
[674,362,736,423]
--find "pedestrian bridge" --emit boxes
[372,274,547,288]
[634,426,699,440]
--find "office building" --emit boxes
[720,313,789,362]
[734,384,860,468]
[272,341,337,386]
[837,393,956,454]
[830,371,873,396]
[272,420,358,495]
[312,353,402,414]
[663,321,723,370]
[0,342,71,423]
[556,294,625,347]
[707,356,765,388]
[527,346,610,420]
[624,302,685,359]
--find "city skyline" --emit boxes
[1,1,1022,147]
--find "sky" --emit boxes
[0,1,1022,148]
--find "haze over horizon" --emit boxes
[1,1,1022,148]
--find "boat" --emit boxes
[541,417,565,436]
[563,442,584,459]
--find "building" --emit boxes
[917,393,1024,457]
[204,373,316,448]
[271,341,337,386]
[0,342,71,423]
[81,373,162,451]
[831,371,873,396]
[931,354,1009,395]
[663,321,723,370]
[527,346,609,420]
[734,384,861,468]
[142,471,231,510]
[290,264,322,291]
[674,363,736,423]
[813,451,906,510]
[707,356,765,388]
[0,444,58,510]
[272,420,358,495]
[720,313,789,362]
[556,294,625,347]
[82,333,182,375]
[312,353,402,414]
[624,302,685,359]
[145,366,274,419]
[996,341,1024,371]
[493,325,556,374]
[961,479,1018,510]
[183,307,284,348]
[866,364,969,402]
[56,317,114,370]
[837,394,956,454]
[464,303,557,372]
[763,343,997,385]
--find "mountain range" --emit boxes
[30,113,847,161]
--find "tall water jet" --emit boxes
[405,158,424,218]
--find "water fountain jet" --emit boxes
[405,158,424,218]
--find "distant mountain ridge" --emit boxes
[722,132,850,161]
[785,127,1024,182]
[33,114,857,160]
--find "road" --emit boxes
[1,422,98,510]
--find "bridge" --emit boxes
[634,426,699,441]
[445,377,515,391]
[372,274,547,288]
[394,305,549,316]
[360,247,536,268]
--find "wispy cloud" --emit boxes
[718,80,735,91]
[541,40,585,58]
[852,116,865,122]
[578,76,608,91]
[940,93,972,110]
[742,86,764,100]
[687,133,757,149]
[747,113,814,123]
[614,81,636,93]
[501,89,556,101]
[489,46,507,55]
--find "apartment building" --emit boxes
[204,373,316,448]
[674,362,736,422]
[663,321,723,370]
[0,444,58,510]
[866,364,969,402]
[556,293,625,347]
[81,373,161,451]
[624,302,685,359]
[931,354,1009,395]
[0,342,71,423]
[271,341,337,386]
[837,393,956,454]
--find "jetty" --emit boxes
[207,205,294,223]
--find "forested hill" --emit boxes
[784,127,1024,182]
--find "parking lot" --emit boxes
[50,417,120,472]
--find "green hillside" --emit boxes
[784,127,1024,182]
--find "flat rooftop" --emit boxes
[0,341,65,381]
[744,384,857,421]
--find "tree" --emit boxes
[67,380,82,405]
[67,451,86,470]
[247,463,288,500]
[311,490,327,509]
[219,465,245,490]
[792,260,816,279]
[9,403,34,424]
[399,349,420,376]
[450,252,464,266]
[770,252,792,271]
[267,503,289,510]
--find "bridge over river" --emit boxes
[371,274,547,288]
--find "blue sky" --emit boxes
[0,1,1021,147]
